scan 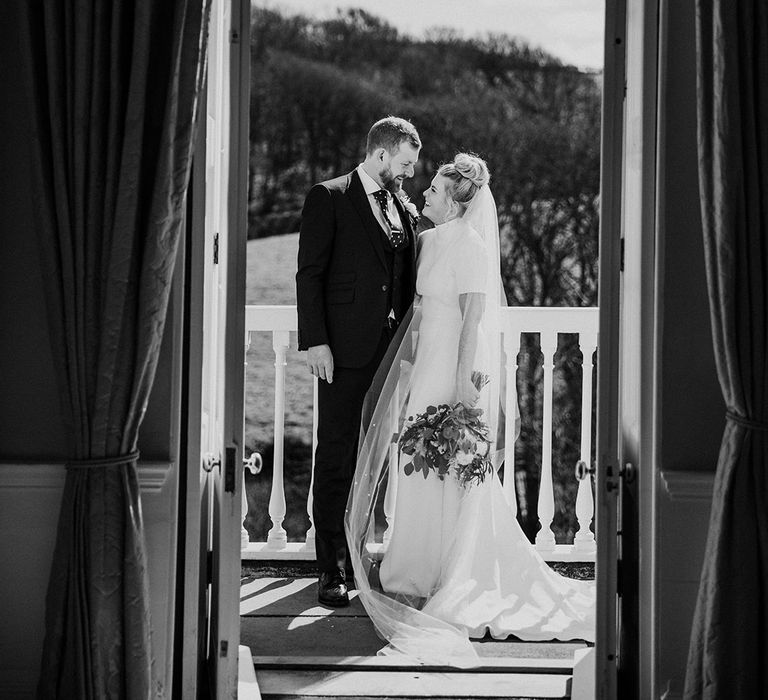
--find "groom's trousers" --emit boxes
[313,329,392,576]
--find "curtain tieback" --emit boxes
[725,411,768,432]
[66,450,141,470]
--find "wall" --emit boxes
[0,2,182,697]
[655,0,722,696]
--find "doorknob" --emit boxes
[606,462,636,492]
[244,452,262,475]
[621,462,636,484]
[203,452,221,473]
[575,460,595,480]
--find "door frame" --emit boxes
[174,0,664,695]
[596,0,662,697]
[594,0,627,697]
[615,0,661,697]
[211,0,251,693]
[175,0,250,697]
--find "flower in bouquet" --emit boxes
[398,370,494,488]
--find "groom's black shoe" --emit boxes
[318,569,349,607]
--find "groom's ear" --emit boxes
[375,148,387,163]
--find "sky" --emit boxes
[257,0,605,71]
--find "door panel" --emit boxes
[617,0,659,697]
[595,1,627,698]
[179,0,249,697]
[205,0,249,697]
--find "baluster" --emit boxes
[301,378,319,553]
[502,329,521,515]
[266,330,289,549]
[242,452,262,549]
[382,370,401,547]
[574,331,598,554]
[241,330,252,550]
[535,331,557,552]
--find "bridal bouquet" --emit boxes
[398,371,493,488]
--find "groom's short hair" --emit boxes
[366,117,421,156]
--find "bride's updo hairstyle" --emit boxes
[438,153,490,214]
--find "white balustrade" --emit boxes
[242,329,253,551]
[573,331,598,554]
[241,305,599,563]
[242,451,262,550]
[265,330,290,548]
[300,378,318,552]
[503,329,521,515]
[535,331,558,552]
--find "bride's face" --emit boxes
[422,175,456,225]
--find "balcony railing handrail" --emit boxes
[242,303,599,563]
[244,303,598,334]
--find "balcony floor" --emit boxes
[240,565,593,699]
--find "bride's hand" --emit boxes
[454,377,480,407]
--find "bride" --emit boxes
[344,153,596,665]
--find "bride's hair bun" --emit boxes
[437,153,490,209]
[454,153,490,189]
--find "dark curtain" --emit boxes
[22,1,210,697]
[685,1,768,698]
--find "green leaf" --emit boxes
[403,461,414,476]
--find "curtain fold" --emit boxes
[685,1,768,697]
[23,1,210,697]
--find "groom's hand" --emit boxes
[307,344,334,383]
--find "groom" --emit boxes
[296,117,421,606]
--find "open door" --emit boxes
[594,0,627,698]
[179,0,249,697]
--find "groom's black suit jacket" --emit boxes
[296,169,417,368]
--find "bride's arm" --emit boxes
[455,291,486,406]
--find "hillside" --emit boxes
[248,6,601,307]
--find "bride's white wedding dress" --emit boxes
[380,218,595,643]
[346,188,595,665]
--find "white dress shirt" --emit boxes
[356,165,402,322]
[356,164,404,235]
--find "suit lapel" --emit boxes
[347,170,388,270]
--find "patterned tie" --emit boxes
[372,189,408,250]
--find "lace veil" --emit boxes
[344,185,517,665]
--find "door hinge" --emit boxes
[224,446,237,494]
[619,237,625,271]
[220,640,229,657]
[230,28,240,44]
[206,549,213,585]
[213,232,219,264]
[616,557,623,597]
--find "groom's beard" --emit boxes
[378,165,403,195]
